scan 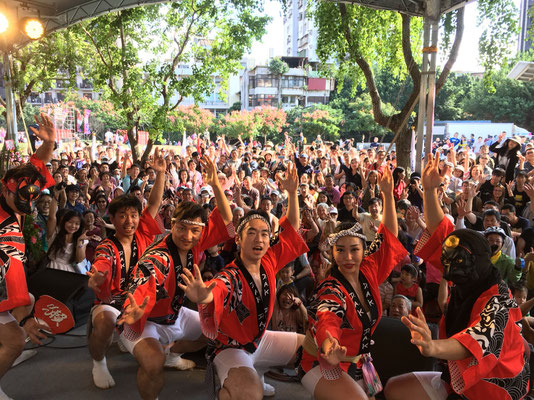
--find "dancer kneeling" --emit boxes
[299,166,407,400]
[179,162,309,400]
[384,152,530,400]
[86,148,165,389]
[117,155,234,400]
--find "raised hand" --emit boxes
[524,183,534,199]
[150,147,167,174]
[279,161,298,193]
[421,151,444,191]
[117,293,149,326]
[86,268,109,293]
[456,199,468,219]
[321,330,347,366]
[30,113,56,143]
[177,264,216,304]
[199,155,219,188]
[401,307,435,357]
[377,164,394,194]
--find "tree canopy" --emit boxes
[74,1,269,161]
[308,0,519,169]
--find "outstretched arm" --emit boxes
[146,147,167,219]
[377,166,398,236]
[278,161,299,231]
[201,155,233,225]
[422,152,445,234]
[32,113,56,164]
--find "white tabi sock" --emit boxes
[92,357,115,389]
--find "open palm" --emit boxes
[30,113,56,142]
[421,151,444,191]
[177,264,216,304]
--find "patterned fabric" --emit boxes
[300,225,408,378]
[198,217,309,355]
[124,208,233,335]
[446,281,530,399]
[416,218,530,399]
[0,154,54,312]
[91,209,161,309]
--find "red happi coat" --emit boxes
[415,218,530,400]
[91,208,161,308]
[124,208,233,335]
[0,154,55,312]
[301,225,408,375]
[198,217,309,353]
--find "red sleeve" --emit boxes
[263,217,309,274]
[197,275,230,339]
[197,207,234,254]
[414,217,455,273]
[91,242,115,302]
[136,208,163,243]
[361,224,409,284]
[122,257,159,334]
[30,154,55,189]
[314,280,346,363]
[447,294,523,394]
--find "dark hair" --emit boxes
[492,168,505,177]
[99,171,111,180]
[276,284,300,305]
[401,263,418,279]
[237,209,272,237]
[48,210,85,264]
[2,163,46,191]
[516,170,528,179]
[397,199,411,211]
[368,197,382,207]
[129,185,142,193]
[172,201,206,224]
[392,167,405,185]
[65,184,80,194]
[108,194,142,216]
[178,169,190,184]
[83,210,96,218]
[501,204,516,214]
[483,209,501,222]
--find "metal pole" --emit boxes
[415,19,430,173]
[2,51,18,144]
[425,19,439,160]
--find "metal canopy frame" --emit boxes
[326,0,472,16]
[507,61,534,82]
[325,0,471,171]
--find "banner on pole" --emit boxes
[83,109,91,134]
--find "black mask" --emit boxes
[490,244,500,255]
[440,239,477,285]
[13,179,41,215]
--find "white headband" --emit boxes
[236,214,271,236]
[326,223,367,248]
[172,218,206,227]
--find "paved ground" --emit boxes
[2,325,311,400]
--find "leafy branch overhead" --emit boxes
[73,1,269,162]
[307,0,518,169]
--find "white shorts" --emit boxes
[120,307,202,354]
[213,330,298,387]
[0,311,16,325]
[413,372,448,400]
[91,304,121,324]
[301,365,365,395]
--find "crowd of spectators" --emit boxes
[22,129,534,395]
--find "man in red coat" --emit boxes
[0,114,56,399]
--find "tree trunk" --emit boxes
[127,125,140,162]
[395,126,412,171]
[140,138,154,164]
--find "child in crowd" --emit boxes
[277,262,295,290]
[394,264,423,312]
[271,284,307,334]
